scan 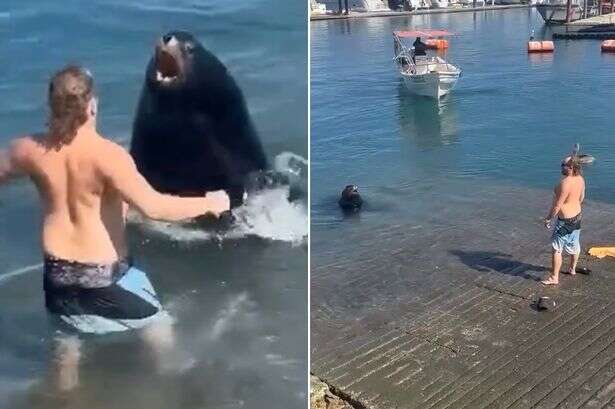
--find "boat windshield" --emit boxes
[393,31,460,76]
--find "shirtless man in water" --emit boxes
[541,156,585,285]
[0,65,230,390]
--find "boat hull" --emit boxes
[536,4,583,24]
[400,71,460,99]
[431,0,450,7]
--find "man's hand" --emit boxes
[204,190,231,217]
[0,149,15,183]
[0,149,10,180]
[0,139,31,184]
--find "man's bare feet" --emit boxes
[541,277,559,285]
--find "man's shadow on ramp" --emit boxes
[450,250,547,281]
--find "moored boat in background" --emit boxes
[393,29,461,99]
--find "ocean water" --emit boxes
[0,1,307,408]
[311,8,615,247]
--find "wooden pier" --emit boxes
[310,4,529,21]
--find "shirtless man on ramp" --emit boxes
[542,155,585,285]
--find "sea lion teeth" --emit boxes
[156,70,177,83]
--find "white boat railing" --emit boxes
[395,53,460,76]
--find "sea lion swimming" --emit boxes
[130,31,268,207]
[338,185,363,211]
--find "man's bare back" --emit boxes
[12,132,129,263]
[553,174,585,219]
[0,65,228,289]
[7,127,230,264]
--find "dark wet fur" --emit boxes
[130,30,267,207]
[339,185,363,211]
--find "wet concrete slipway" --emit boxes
[312,184,615,409]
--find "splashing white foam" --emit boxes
[137,152,308,244]
[274,151,307,186]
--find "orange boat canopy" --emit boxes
[426,38,450,49]
[394,29,454,38]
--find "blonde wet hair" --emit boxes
[48,65,94,145]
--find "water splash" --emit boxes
[138,152,308,244]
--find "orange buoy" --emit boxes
[601,39,615,52]
[426,38,449,50]
[528,40,554,53]
[541,41,554,51]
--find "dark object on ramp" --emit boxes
[575,266,591,275]
[536,296,555,311]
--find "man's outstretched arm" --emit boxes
[101,142,229,222]
[0,139,31,184]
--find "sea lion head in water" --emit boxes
[131,30,268,208]
[339,185,363,211]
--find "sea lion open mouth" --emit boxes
[156,49,179,83]
[132,30,268,207]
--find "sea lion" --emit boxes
[130,31,267,207]
[338,185,363,211]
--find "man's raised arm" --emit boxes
[101,143,229,222]
[0,139,32,184]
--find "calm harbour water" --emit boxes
[311,8,615,252]
[0,1,307,408]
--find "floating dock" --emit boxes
[553,12,615,38]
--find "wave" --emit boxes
[138,151,308,245]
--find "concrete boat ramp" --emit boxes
[311,183,615,408]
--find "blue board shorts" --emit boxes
[551,213,581,255]
[43,255,165,335]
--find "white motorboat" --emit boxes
[393,30,461,99]
[431,0,450,7]
[408,0,432,9]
